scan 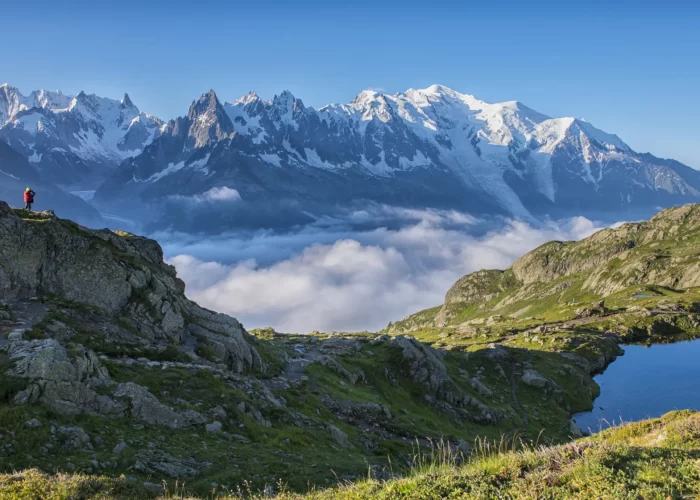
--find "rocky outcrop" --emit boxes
[521,369,551,389]
[4,339,124,416]
[435,270,518,327]
[328,424,350,448]
[390,336,500,424]
[186,307,263,372]
[318,355,365,385]
[470,378,493,397]
[391,336,449,393]
[113,383,205,429]
[2,339,204,428]
[0,203,263,373]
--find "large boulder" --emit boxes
[390,336,449,392]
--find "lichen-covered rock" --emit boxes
[56,426,93,451]
[318,355,365,384]
[25,418,42,428]
[187,311,263,373]
[3,339,124,416]
[470,378,493,397]
[6,339,109,382]
[320,396,392,422]
[205,421,222,433]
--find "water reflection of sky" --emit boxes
[573,339,700,433]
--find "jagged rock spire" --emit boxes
[186,89,235,149]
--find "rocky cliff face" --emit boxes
[0,201,263,371]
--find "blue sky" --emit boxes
[4,0,699,167]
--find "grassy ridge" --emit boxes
[389,204,700,334]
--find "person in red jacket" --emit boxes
[24,187,36,211]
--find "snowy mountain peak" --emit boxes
[91,82,700,232]
[31,89,72,111]
[0,83,163,186]
[233,91,260,106]
[422,83,460,96]
[206,88,218,101]
[351,89,379,106]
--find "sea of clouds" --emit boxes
[158,206,607,333]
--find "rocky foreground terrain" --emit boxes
[5,409,697,499]
[2,202,700,497]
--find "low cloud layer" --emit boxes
[166,208,605,333]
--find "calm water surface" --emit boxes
[573,338,700,432]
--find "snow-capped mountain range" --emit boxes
[0,83,163,188]
[2,82,699,232]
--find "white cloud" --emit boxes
[168,186,241,204]
[203,186,241,201]
[167,208,607,333]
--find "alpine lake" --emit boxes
[573,337,700,432]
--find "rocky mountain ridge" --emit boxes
[3,81,696,233]
[0,83,163,189]
[93,85,700,232]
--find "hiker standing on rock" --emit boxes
[23,187,36,211]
